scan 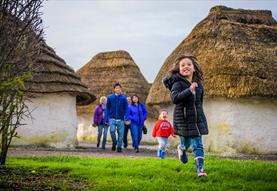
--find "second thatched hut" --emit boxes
[76,50,151,141]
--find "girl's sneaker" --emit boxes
[197,172,207,177]
[177,145,188,163]
[195,157,207,177]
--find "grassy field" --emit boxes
[1,156,277,191]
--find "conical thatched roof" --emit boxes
[147,6,277,106]
[77,50,151,114]
[26,41,96,105]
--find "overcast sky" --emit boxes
[41,0,277,82]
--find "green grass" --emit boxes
[3,156,277,191]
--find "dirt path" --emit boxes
[7,142,277,162]
[7,144,166,158]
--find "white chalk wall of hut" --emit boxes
[77,115,161,145]
[203,98,277,154]
[13,93,78,148]
[77,97,277,154]
[77,114,98,142]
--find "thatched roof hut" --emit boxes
[77,50,151,115]
[14,41,95,148]
[1,7,95,147]
[145,6,277,154]
[26,41,95,105]
[146,5,277,106]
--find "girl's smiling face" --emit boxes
[179,58,195,78]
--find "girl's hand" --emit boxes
[190,82,198,91]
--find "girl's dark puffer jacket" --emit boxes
[163,74,208,137]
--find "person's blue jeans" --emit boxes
[109,119,124,149]
[130,123,143,149]
[179,136,204,157]
[123,124,130,148]
[97,124,108,148]
[138,124,143,145]
[157,137,168,151]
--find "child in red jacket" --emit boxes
[152,110,175,159]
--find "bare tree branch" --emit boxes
[0,0,44,165]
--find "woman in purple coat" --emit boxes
[93,96,108,149]
[128,95,147,153]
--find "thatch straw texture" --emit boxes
[26,42,96,105]
[77,50,151,115]
[147,6,277,106]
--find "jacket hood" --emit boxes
[163,74,201,90]
[162,74,185,90]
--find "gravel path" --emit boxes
[7,142,277,162]
[7,145,162,158]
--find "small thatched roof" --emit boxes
[77,50,151,115]
[26,41,96,105]
[147,6,277,106]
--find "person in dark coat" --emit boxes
[93,96,108,149]
[163,54,209,177]
[128,95,147,153]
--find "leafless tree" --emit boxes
[0,0,44,165]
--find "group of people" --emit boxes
[93,82,147,153]
[93,54,209,177]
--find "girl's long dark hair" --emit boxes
[168,54,204,81]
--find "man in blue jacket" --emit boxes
[104,82,129,152]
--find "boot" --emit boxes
[195,157,207,177]
[177,145,188,163]
[160,150,165,159]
